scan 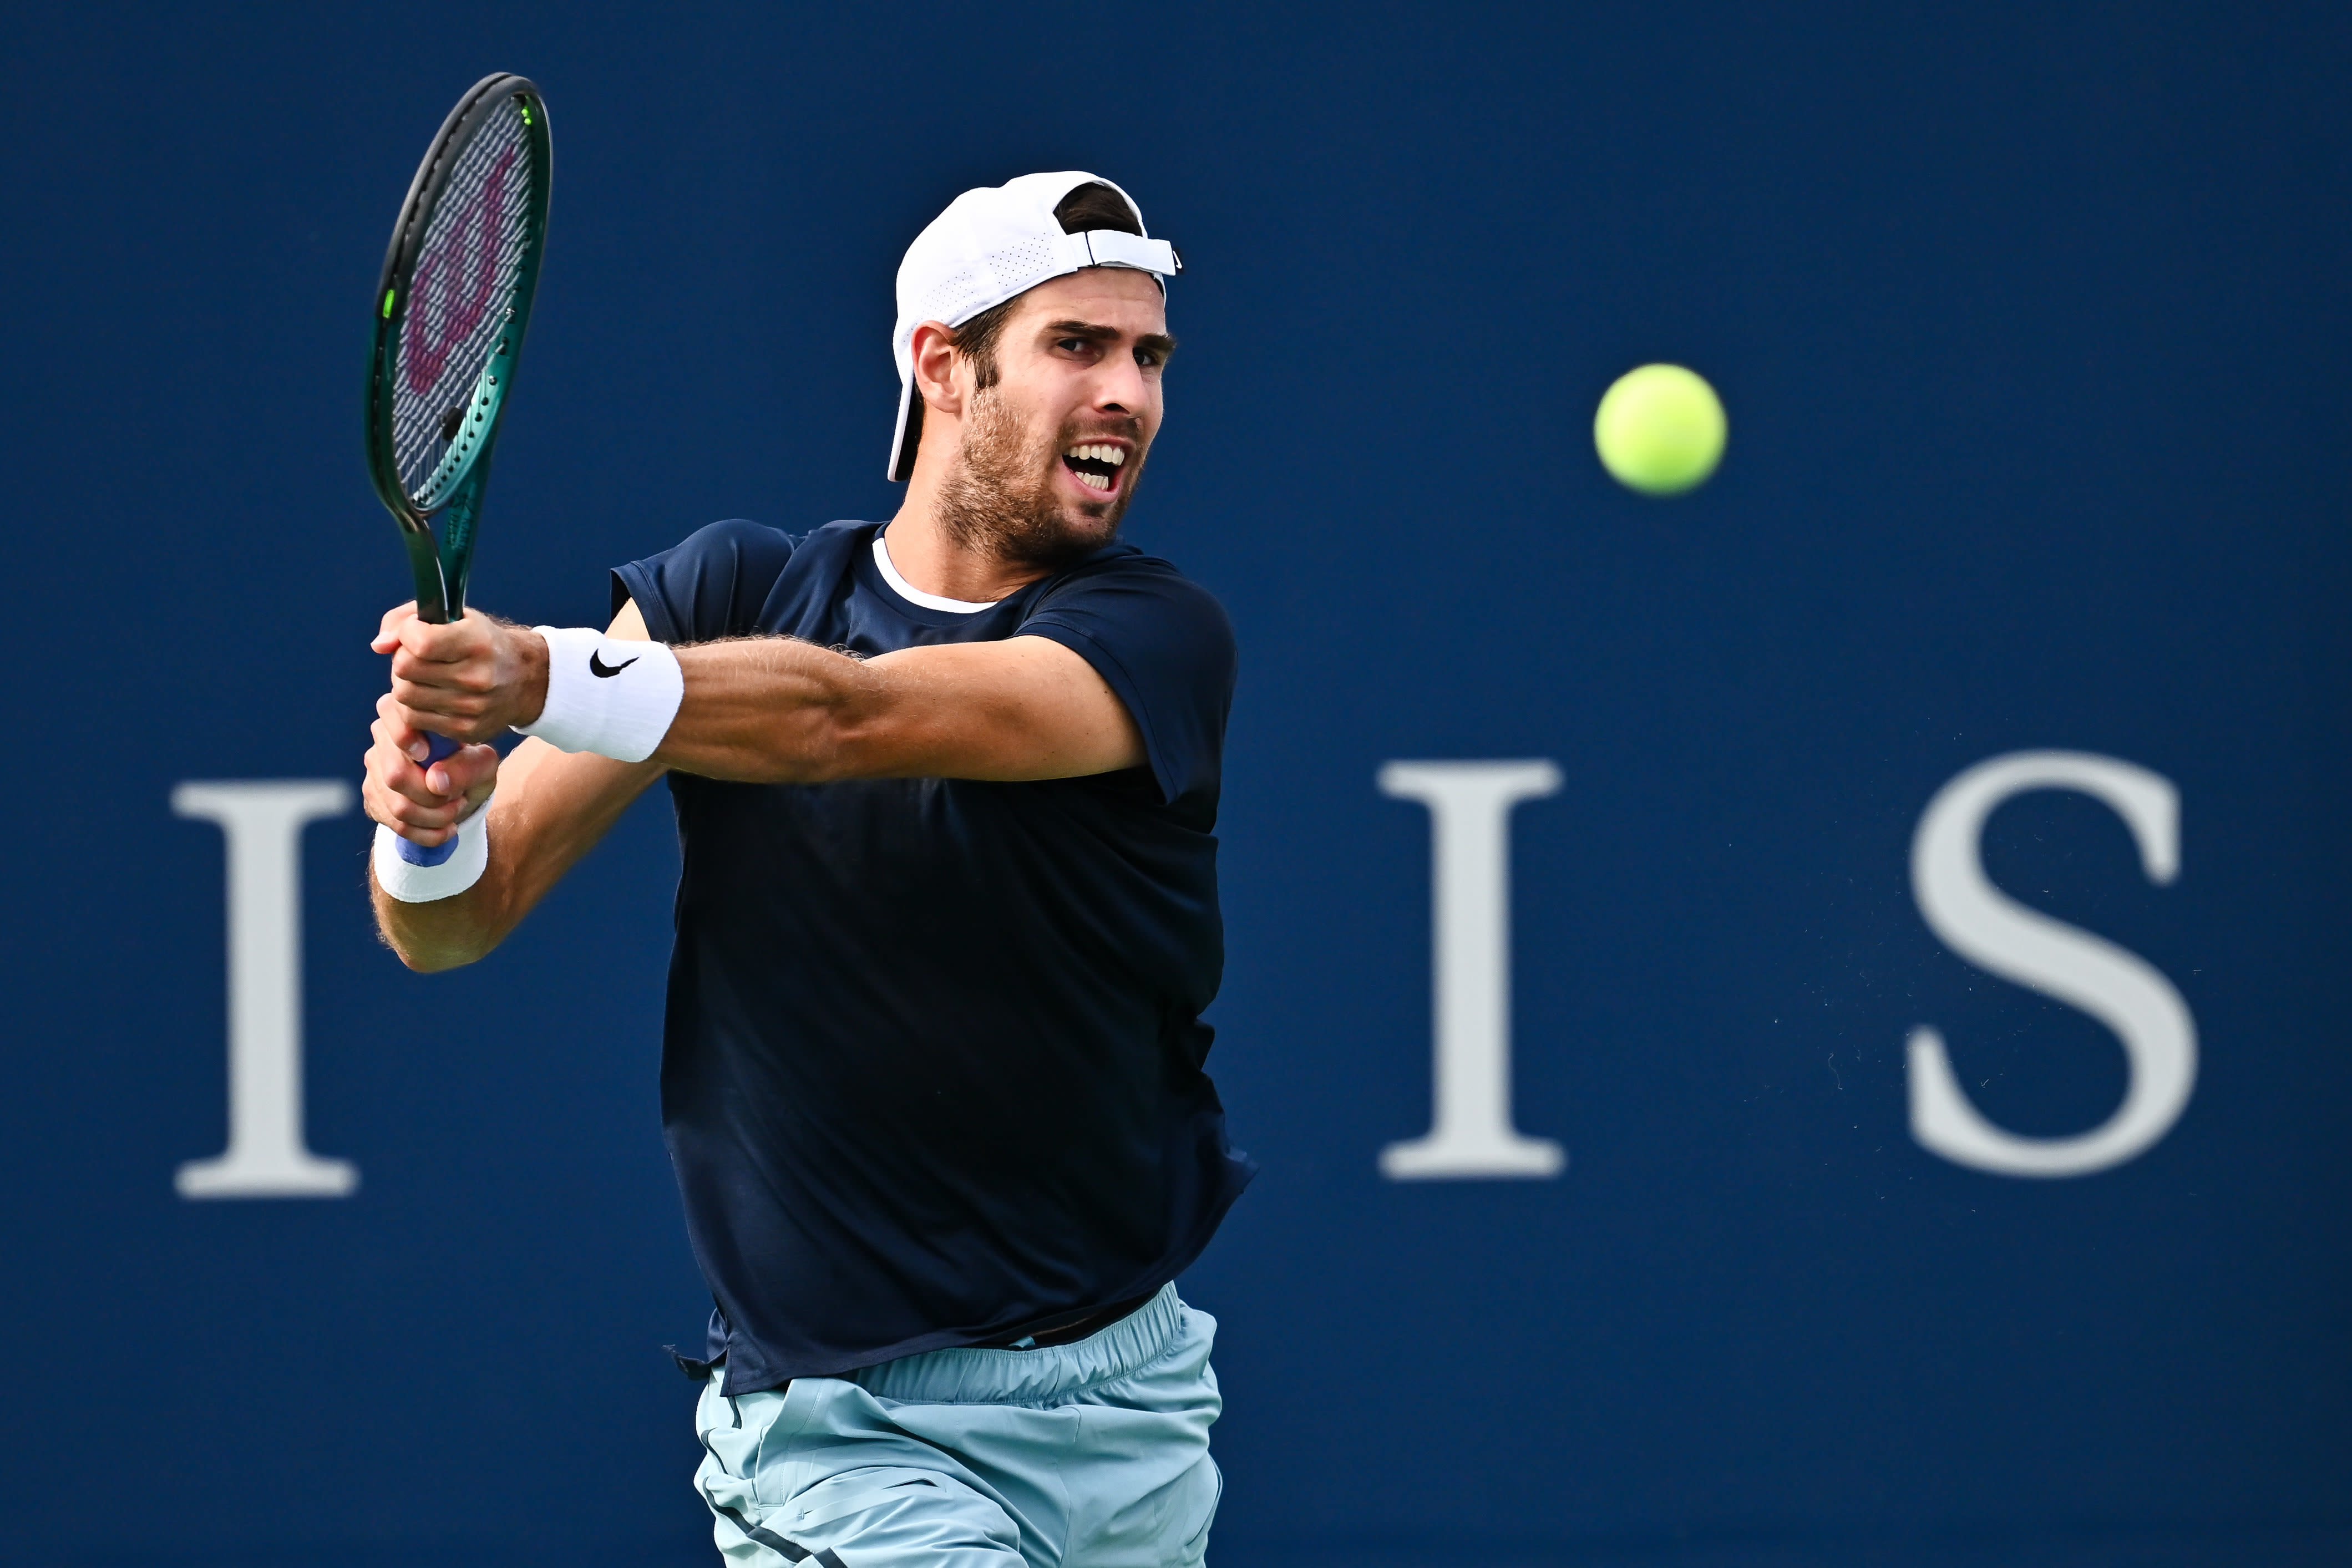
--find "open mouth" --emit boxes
[1061,442,1128,494]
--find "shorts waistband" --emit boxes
[848,1282,1184,1407]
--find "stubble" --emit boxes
[938,390,1144,575]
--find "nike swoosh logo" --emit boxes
[588,649,639,678]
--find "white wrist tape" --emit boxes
[373,795,493,903]
[514,626,684,762]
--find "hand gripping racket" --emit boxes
[363,74,552,866]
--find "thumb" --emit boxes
[372,600,420,654]
[425,740,500,799]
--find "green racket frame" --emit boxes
[363,73,552,626]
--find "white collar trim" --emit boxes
[873,532,1002,613]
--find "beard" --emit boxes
[937,390,1145,575]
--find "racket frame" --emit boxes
[363,72,551,626]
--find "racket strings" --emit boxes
[393,100,536,505]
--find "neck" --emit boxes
[883,447,1052,604]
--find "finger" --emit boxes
[425,740,501,798]
[367,732,455,814]
[371,760,463,827]
[384,679,474,740]
[363,717,502,839]
[363,784,455,843]
[388,648,498,724]
[388,649,493,699]
[380,807,455,846]
[396,612,492,664]
[388,686,499,746]
[362,762,461,839]
[373,601,420,654]
[376,696,490,770]
[377,691,433,762]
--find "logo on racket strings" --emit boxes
[403,144,518,396]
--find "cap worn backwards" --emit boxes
[887,171,1182,481]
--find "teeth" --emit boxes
[1076,470,1109,490]
[1063,444,1128,466]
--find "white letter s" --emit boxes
[1908,750,2195,1178]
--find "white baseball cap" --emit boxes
[887,171,1182,481]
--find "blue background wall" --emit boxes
[3,3,2348,1563]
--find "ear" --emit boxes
[910,320,965,418]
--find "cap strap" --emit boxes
[1063,229,1182,277]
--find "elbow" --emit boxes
[374,902,501,973]
[396,941,486,975]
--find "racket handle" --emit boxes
[392,732,465,867]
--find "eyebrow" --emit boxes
[1043,318,1179,360]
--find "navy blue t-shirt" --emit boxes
[614,517,1254,1391]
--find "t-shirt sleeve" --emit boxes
[611,518,798,644]
[1018,562,1238,806]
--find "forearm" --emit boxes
[650,634,1140,783]
[653,637,883,782]
[372,740,663,970]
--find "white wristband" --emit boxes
[514,626,685,762]
[373,795,493,903]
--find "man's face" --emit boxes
[941,268,1173,570]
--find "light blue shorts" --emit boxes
[692,1283,1223,1568]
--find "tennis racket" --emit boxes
[363,73,552,866]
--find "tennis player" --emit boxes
[361,173,1251,1567]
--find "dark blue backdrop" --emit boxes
[4,3,2348,1564]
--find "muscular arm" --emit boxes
[658,631,1142,783]
[367,599,1144,970]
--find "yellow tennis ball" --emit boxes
[1593,363,1726,495]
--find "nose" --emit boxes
[1089,353,1152,418]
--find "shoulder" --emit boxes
[615,519,874,643]
[1028,547,1235,649]
[669,517,802,572]
[1042,543,1213,593]
[1020,547,1236,806]
[616,517,802,586]
[1020,546,1238,699]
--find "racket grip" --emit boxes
[392,732,465,867]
